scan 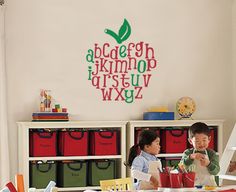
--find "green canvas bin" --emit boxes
[88,159,115,186]
[162,158,181,168]
[58,161,88,187]
[30,161,57,189]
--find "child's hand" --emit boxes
[229,161,236,172]
[150,175,159,189]
[200,156,210,167]
[190,153,205,160]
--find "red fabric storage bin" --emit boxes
[29,130,57,157]
[161,128,187,153]
[208,128,217,150]
[90,130,120,155]
[58,129,88,156]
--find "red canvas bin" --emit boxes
[58,129,88,156]
[29,129,57,157]
[90,130,120,155]
[208,128,217,150]
[161,128,187,153]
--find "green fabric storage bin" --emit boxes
[88,159,115,186]
[30,161,57,189]
[162,158,181,168]
[58,161,88,187]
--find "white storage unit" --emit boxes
[126,120,223,176]
[17,121,127,191]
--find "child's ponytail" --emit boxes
[126,144,139,167]
[125,129,158,168]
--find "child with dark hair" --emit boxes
[126,129,161,190]
[229,161,236,172]
[181,122,220,186]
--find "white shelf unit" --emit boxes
[126,120,223,176]
[17,121,127,191]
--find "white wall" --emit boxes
[231,0,236,166]
[5,0,235,179]
[233,1,236,118]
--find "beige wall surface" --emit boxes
[4,0,235,179]
[233,1,236,119]
[231,0,236,169]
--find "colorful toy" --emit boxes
[40,89,52,112]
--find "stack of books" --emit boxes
[32,112,69,121]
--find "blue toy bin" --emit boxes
[143,112,174,120]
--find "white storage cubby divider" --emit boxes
[126,120,223,176]
[17,121,127,191]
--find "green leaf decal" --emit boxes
[118,19,131,43]
[104,29,122,44]
[105,18,131,44]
